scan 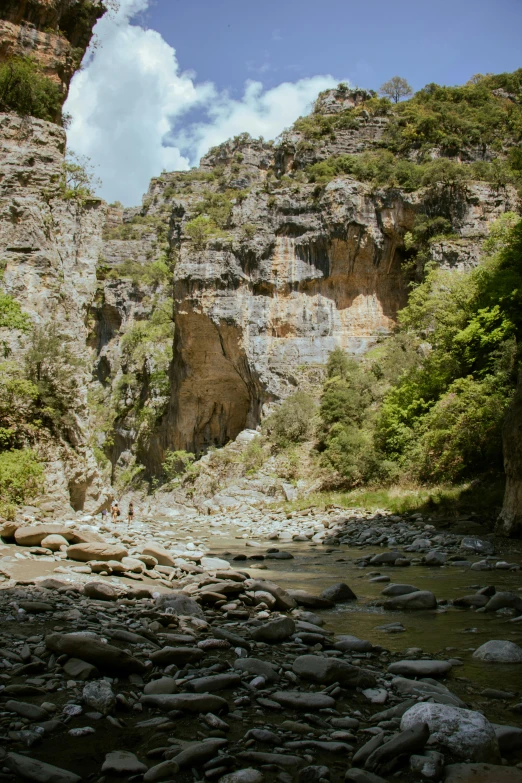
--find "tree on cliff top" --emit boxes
[380,76,413,103]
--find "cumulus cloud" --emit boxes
[65,0,339,205]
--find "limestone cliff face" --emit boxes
[0,112,111,514]
[0,0,104,105]
[132,119,516,464]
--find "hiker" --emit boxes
[111,502,120,523]
[128,501,134,525]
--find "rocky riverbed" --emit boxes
[0,506,521,783]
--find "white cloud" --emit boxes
[65,0,339,205]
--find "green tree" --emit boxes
[263,392,316,449]
[380,76,413,103]
[62,153,101,200]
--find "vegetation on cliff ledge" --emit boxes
[316,213,522,488]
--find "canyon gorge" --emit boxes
[0,0,521,538]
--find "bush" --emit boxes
[0,292,31,332]
[185,216,226,249]
[0,57,63,123]
[263,392,316,449]
[105,258,170,286]
[0,448,44,517]
[162,449,195,480]
[240,437,265,474]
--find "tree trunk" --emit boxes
[497,371,522,537]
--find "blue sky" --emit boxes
[65,0,522,205]
[143,0,522,95]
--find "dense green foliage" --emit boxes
[0,448,44,518]
[162,449,195,480]
[318,215,522,487]
[0,57,63,123]
[0,293,31,332]
[307,150,522,193]
[384,70,522,158]
[263,392,316,449]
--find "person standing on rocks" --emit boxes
[111,502,120,523]
[128,502,134,525]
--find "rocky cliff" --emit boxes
[106,94,514,471]
[1,67,521,523]
[0,1,110,516]
[0,0,104,107]
[0,112,110,513]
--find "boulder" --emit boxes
[243,579,296,611]
[380,584,419,596]
[234,658,280,682]
[460,537,494,555]
[141,543,176,567]
[400,703,500,762]
[292,655,376,688]
[83,582,120,601]
[472,640,522,663]
[251,616,295,643]
[82,680,116,714]
[5,753,81,783]
[388,660,452,677]
[383,590,437,610]
[155,592,205,618]
[484,592,522,614]
[40,534,69,551]
[287,590,334,608]
[63,658,98,681]
[45,633,145,674]
[66,542,128,562]
[272,691,335,710]
[320,582,357,602]
[365,722,430,771]
[15,524,71,546]
[102,752,147,775]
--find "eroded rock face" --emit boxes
[498,373,522,537]
[0,0,104,108]
[0,112,111,513]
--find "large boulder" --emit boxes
[292,655,376,688]
[383,590,437,610]
[497,371,522,537]
[41,534,69,551]
[66,542,128,562]
[472,640,522,663]
[45,633,145,674]
[15,524,72,546]
[484,592,522,614]
[320,582,357,602]
[388,660,453,677]
[400,703,500,763]
[141,543,176,567]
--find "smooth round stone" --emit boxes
[472,640,522,663]
[388,660,453,678]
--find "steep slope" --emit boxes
[111,79,519,471]
[0,2,109,516]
